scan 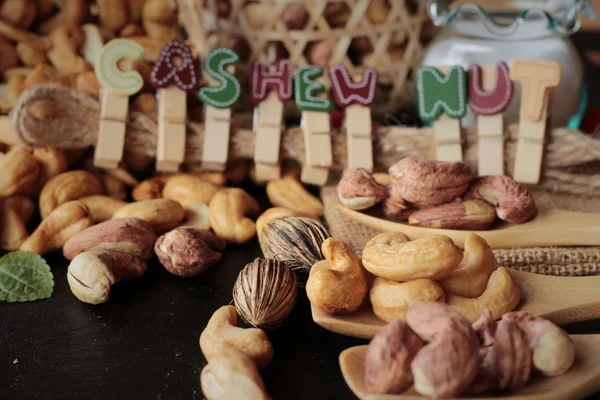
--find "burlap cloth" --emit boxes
[321,186,600,276]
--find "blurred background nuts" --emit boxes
[112,198,185,233]
[39,170,104,219]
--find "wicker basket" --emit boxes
[177,0,435,115]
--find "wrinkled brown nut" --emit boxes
[209,188,259,244]
[306,238,368,315]
[364,320,424,394]
[407,302,481,398]
[255,207,316,236]
[502,311,575,376]
[63,217,157,260]
[362,232,463,281]
[337,169,388,210]
[495,318,532,389]
[39,170,104,219]
[408,199,497,230]
[112,199,185,233]
[78,195,127,222]
[370,278,445,322]
[465,176,538,224]
[67,250,147,304]
[266,176,324,217]
[20,201,94,255]
[0,196,35,251]
[162,175,219,206]
[0,147,40,197]
[97,173,127,201]
[388,156,473,206]
[37,0,89,34]
[132,175,170,201]
[200,346,270,400]
[440,233,498,298]
[447,267,521,323]
[199,306,274,370]
[155,227,225,277]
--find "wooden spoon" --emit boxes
[340,335,600,400]
[311,269,600,339]
[338,205,600,248]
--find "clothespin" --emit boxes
[250,59,292,183]
[151,41,197,172]
[510,59,561,184]
[469,62,514,176]
[81,24,104,66]
[94,39,144,169]
[294,66,333,186]
[329,65,378,172]
[417,65,467,162]
[198,48,241,172]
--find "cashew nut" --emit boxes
[67,250,147,304]
[20,147,70,197]
[132,175,170,201]
[78,195,127,222]
[20,200,94,255]
[0,196,35,251]
[46,25,91,76]
[39,170,104,219]
[112,199,185,233]
[97,0,130,32]
[306,238,368,315]
[75,71,101,97]
[266,176,324,217]
[162,175,219,206]
[440,233,498,298]
[200,346,270,400]
[370,278,445,322]
[97,173,127,200]
[199,306,274,370]
[142,0,179,39]
[209,188,259,244]
[16,40,48,67]
[182,202,211,230]
[0,147,40,197]
[447,267,521,323]
[37,0,89,34]
[255,207,316,236]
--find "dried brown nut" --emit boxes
[465,176,538,224]
[407,302,481,398]
[37,0,89,34]
[282,3,309,29]
[306,238,368,315]
[495,318,532,389]
[39,170,104,219]
[382,195,412,221]
[305,40,334,68]
[63,217,157,260]
[440,233,498,298]
[132,175,170,201]
[0,196,35,251]
[337,168,388,210]
[502,311,575,376]
[119,23,144,37]
[1,0,37,28]
[362,232,463,281]
[97,0,130,32]
[20,201,94,255]
[259,216,330,283]
[78,195,127,222]
[364,320,424,394]
[97,173,127,201]
[370,278,445,322]
[75,71,101,97]
[467,310,499,395]
[0,147,40,198]
[112,199,186,233]
[142,0,179,39]
[155,227,225,277]
[26,147,69,196]
[447,267,521,323]
[67,250,147,304]
[130,92,157,113]
[388,156,473,206]
[209,188,259,244]
[162,174,219,206]
[16,40,47,67]
[233,258,297,330]
[266,175,324,217]
[408,199,497,230]
[255,207,316,236]
[46,25,91,76]
[199,305,274,370]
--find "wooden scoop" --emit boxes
[338,206,600,248]
[339,335,600,400]
[311,269,600,339]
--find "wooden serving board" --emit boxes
[339,335,600,400]
[311,269,600,339]
[338,206,600,249]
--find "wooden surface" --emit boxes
[338,205,600,248]
[340,335,600,400]
[312,269,600,339]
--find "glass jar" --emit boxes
[421,0,594,128]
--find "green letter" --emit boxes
[417,66,467,122]
[198,48,241,109]
[294,66,333,112]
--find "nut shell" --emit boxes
[337,168,388,210]
[233,258,297,330]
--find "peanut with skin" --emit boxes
[20,201,94,255]
[209,188,259,244]
[39,170,104,219]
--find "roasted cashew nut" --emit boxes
[370,278,445,322]
[209,188,259,244]
[78,195,127,222]
[266,175,324,217]
[112,199,185,234]
[39,170,104,219]
[0,196,35,251]
[0,147,40,197]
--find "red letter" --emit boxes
[468,62,514,116]
[151,41,196,91]
[250,59,293,104]
[329,65,377,108]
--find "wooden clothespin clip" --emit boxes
[417,65,467,162]
[250,59,292,183]
[94,39,144,169]
[294,66,333,186]
[329,65,378,172]
[468,62,514,176]
[81,24,104,66]
[510,59,561,184]
[198,48,241,172]
[150,41,197,172]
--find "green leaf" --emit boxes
[0,251,54,302]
